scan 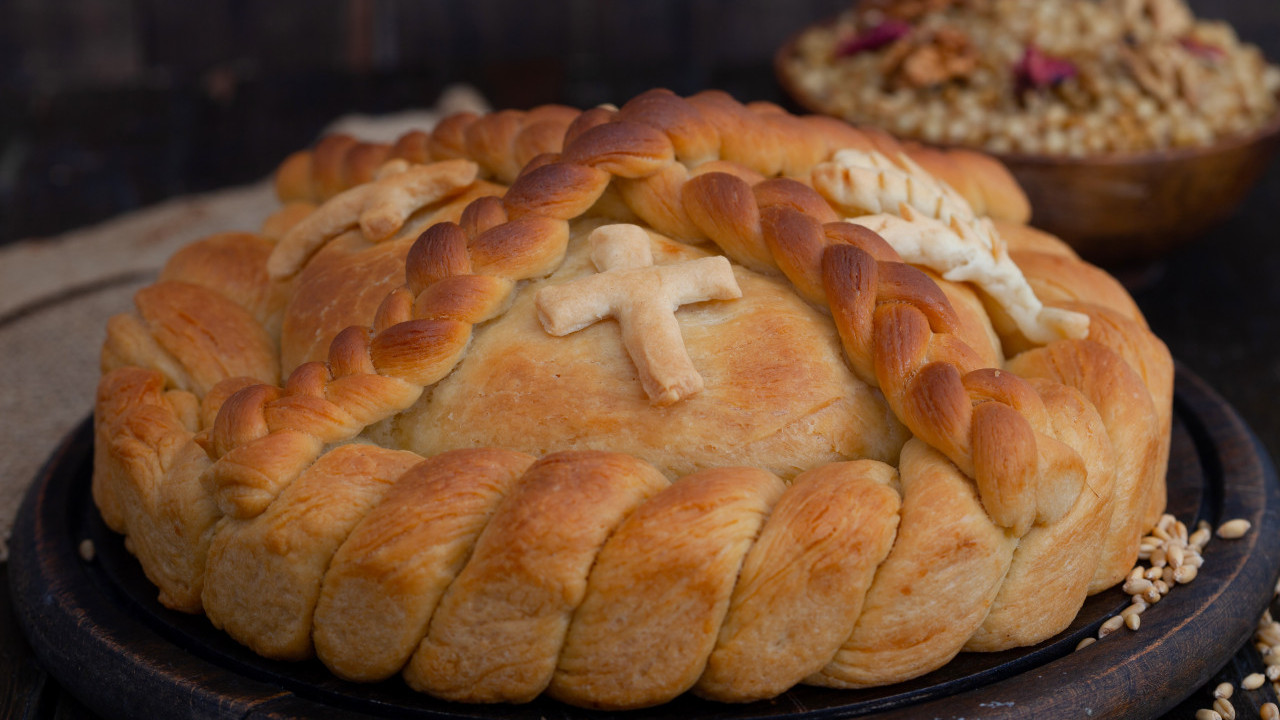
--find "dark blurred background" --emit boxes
[0,0,841,244]
[1,0,1276,246]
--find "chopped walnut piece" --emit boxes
[886,27,979,88]
[1120,43,1180,103]
[880,35,917,78]
[1116,0,1194,40]
[1148,0,1194,38]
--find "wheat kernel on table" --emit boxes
[1124,577,1154,595]
[1099,615,1125,638]
[1242,673,1266,690]
[1214,682,1234,699]
[1217,519,1251,539]
[1121,602,1147,620]
[1175,564,1199,584]
[1260,623,1280,644]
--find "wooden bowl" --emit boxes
[994,121,1280,267]
[774,28,1280,268]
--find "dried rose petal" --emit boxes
[1180,36,1226,62]
[835,20,913,58]
[1015,44,1078,90]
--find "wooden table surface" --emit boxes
[2,2,1279,718]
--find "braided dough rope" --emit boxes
[92,89,1174,709]
[695,460,900,701]
[193,106,600,517]
[268,158,481,279]
[93,368,207,610]
[313,448,536,682]
[93,221,322,608]
[547,465,786,707]
[205,89,1051,524]
[273,104,581,205]
[95,106,573,568]
[227,85,1121,655]
[202,443,425,660]
[93,368,264,611]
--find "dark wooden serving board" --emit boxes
[9,366,1280,720]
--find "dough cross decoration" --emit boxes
[535,224,742,406]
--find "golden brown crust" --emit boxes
[1013,251,1147,328]
[994,219,1078,258]
[313,448,534,682]
[405,224,908,479]
[404,451,668,703]
[965,378,1115,650]
[906,144,1032,224]
[94,368,213,611]
[261,201,318,241]
[534,223,744,405]
[278,180,506,372]
[102,281,278,396]
[280,230,415,372]
[92,89,1172,709]
[312,135,361,201]
[159,232,292,341]
[549,467,785,710]
[201,444,422,660]
[696,460,900,702]
[809,439,1018,687]
[1007,339,1164,591]
[95,368,170,532]
[274,150,315,203]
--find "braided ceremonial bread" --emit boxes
[92,89,1172,709]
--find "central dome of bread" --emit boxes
[392,218,907,478]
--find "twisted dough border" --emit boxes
[94,89,1173,709]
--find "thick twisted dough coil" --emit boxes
[93,89,1172,709]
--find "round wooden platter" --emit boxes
[9,365,1280,720]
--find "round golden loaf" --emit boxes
[92,88,1172,709]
